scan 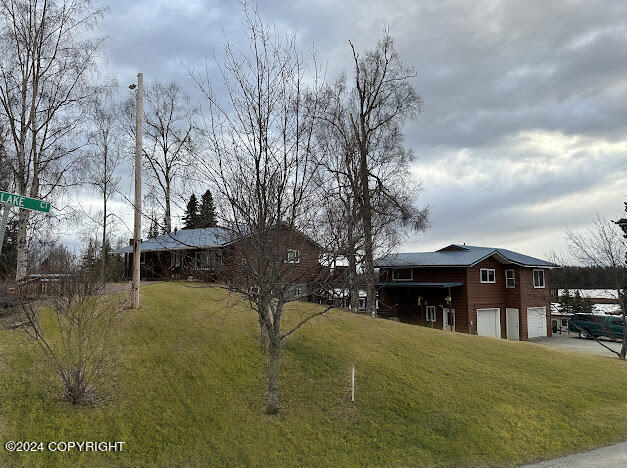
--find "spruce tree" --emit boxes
[559,288,573,314]
[182,194,200,229]
[147,218,160,238]
[572,290,593,315]
[198,189,217,228]
[81,239,98,277]
[160,216,169,234]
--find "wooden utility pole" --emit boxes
[131,72,143,309]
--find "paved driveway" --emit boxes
[530,334,622,358]
[522,440,627,467]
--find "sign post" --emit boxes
[0,206,9,255]
[0,190,51,255]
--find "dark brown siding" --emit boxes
[222,225,323,288]
[378,267,468,332]
[465,260,550,339]
[467,258,511,338]
[518,267,552,340]
[379,258,552,341]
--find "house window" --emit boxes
[480,268,495,283]
[140,252,146,264]
[195,250,222,270]
[426,305,436,322]
[392,268,412,281]
[195,251,210,270]
[294,287,302,298]
[505,269,515,288]
[533,269,545,288]
[172,251,182,267]
[287,249,300,263]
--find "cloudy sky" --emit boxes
[93,0,627,259]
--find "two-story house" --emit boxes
[375,244,557,341]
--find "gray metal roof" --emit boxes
[375,244,556,268]
[112,227,234,254]
[376,282,464,288]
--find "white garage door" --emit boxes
[527,307,547,339]
[477,308,501,338]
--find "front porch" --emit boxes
[376,282,465,332]
[123,248,224,281]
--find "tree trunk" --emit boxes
[620,301,626,360]
[101,150,108,284]
[266,337,281,414]
[164,180,172,233]
[259,317,270,350]
[101,197,107,284]
[15,208,29,280]
[347,239,360,311]
[358,147,377,317]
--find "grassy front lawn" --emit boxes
[0,282,625,467]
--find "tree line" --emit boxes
[552,266,626,289]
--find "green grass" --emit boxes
[0,282,625,467]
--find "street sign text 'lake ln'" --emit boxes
[0,190,51,213]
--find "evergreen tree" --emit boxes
[559,288,573,314]
[572,290,593,315]
[198,189,217,228]
[182,194,200,229]
[0,218,18,277]
[81,239,99,277]
[147,218,160,238]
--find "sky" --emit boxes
[88,0,627,259]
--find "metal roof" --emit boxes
[112,227,234,254]
[376,282,464,288]
[375,244,556,268]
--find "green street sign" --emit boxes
[0,190,51,213]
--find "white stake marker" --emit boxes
[351,365,355,403]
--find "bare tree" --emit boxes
[0,0,105,280]
[17,268,127,404]
[566,215,626,359]
[123,81,198,233]
[85,82,122,283]
[314,83,362,310]
[318,36,427,316]
[191,5,334,414]
[348,32,426,317]
[0,123,12,190]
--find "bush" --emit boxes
[16,272,127,404]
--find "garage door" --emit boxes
[477,308,501,338]
[527,307,547,338]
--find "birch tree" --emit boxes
[123,81,198,233]
[318,37,428,316]
[0,0,105,279]
[314,82,362,310]
[0,123,12,190]
[347,31,425,316]
[85,82,122,283]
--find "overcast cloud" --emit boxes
[89,0,627,259]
